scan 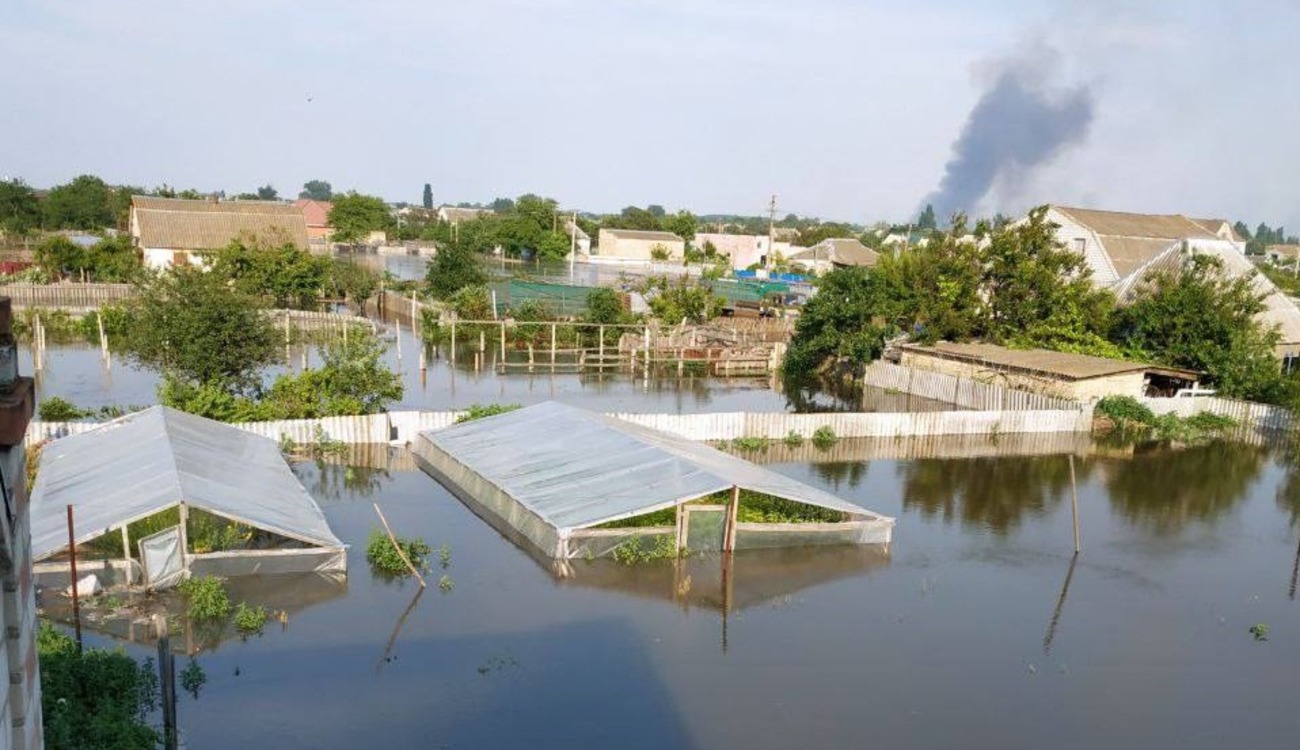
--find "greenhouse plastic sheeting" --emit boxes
[414,401,894,557]
[30,406,345,562]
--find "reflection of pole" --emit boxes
[1042,553,1078,655]
[66,504,82,653]
[721,551,732,655]
[1069,454,1081,553]
[378,587,425,671]
[1289,537,1299,601]
[155,614,178,750]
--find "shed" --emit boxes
[595,229,686,262]
[31,406,346,590]
[412,401,894,560]
[897,342,1200,400]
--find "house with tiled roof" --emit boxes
[787,238,878,274]
[130,196,309,269]
[1043,205,1300,359]
[293,198,333,242]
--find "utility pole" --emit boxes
[767,194,777,272]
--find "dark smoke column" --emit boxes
[923,51,1094,222]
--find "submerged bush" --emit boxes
[178,575,231,622]
[233,602,269,636]
[613,535,680,565]
[783,430,805,447]
[811,425,838,448]
[731,436,768,452]
[366,528,433,575]
[455,403,522,424]
[1095,395,1157,428]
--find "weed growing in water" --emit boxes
[613,535,680,565]
[783,430,805,447]
[438,544,452,569]
[438,575,455,592]
[233,603,269,637]
[365,529,432,576]
[180,659,207,699]
[812,425,838,449]
[731,436,768,452]
[1250,623,1269,641]
[177,576,231,622]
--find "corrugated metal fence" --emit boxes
[26,403,1096,449]
[0,283,135,308]
[1138,396,1295,432]
[864,361,1084,411]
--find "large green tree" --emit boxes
[0,179,41,238]
[426,242,487,299]
[43,174,115,229]
[123,267,278,393]
[300,180,333,201]
[205,239,330,309]
[328,191,392,243]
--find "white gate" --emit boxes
[138,526,184,589]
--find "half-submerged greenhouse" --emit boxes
[31,406,347,590]
[413,401,894,560]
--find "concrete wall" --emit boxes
[897,351,1145,401]
[596,230,685,261]
[0,443,42,750]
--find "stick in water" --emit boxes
[373,503,426,587]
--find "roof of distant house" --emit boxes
[1267,244,1300,259]
[131,196,308,250]
[1051,206,1220,241]
[599,228,684,242]
[899,341,1198,381]
[438,206,493,223]
[792,237,878,267]
[293,198,333,227]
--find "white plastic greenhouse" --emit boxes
[413,401,894,560]
[31,406,347,590]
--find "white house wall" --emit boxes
[1045,208,1118,285]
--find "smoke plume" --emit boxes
[923,47,1094,221]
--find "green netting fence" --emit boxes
[491,280,595,317]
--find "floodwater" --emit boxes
[23,327,949,415]
[62,438,1300,749]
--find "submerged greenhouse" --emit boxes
[412,401,894,560]
[31,406,347,590]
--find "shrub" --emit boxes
[456,403,522,423]
[1095,395,1157,428]
[177,575,231,622]
[613,534,680,565]
[38,623,159,750]
[38,396,88,422]
[731,436,768,451]
[783,430,805,447]
[233,602,269,636]
[366,528,432,575]
[812,425,838,448]
[438,575,455,592]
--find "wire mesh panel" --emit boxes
[138,526,184,589]
[683,506,727,553]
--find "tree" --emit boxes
[535,230,570,262]
[256,184,279,201]
[422,183,433,210]
[585,287,629,325]
[783,266,900,376]
[0,179,41,238]
[328,191,391,243]
[1112,253,1288,402]
[610,206,662,231]
[1233,221,1252,240]
[489,197,515,212]
[205,239,331,309]
[647,204,666,218]
[122,267,278,394]
[639,276,724,323]
[43,174,115,229]
[34,237,84,280]
[426,242,487,299]
[917,203,937,230]
[300,180,333,201]
[35,234,141,284]
[261,334,403,418]
[327,259,380,308]
[664,210,698,242]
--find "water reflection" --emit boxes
[809,461,870,491]
[901,455,1089,535]
[1103,442,1267,535]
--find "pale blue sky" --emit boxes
[2,0,1298,227]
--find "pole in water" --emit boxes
[66,504,82,653]
[1069,454,1081,554]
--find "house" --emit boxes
[437,206,493,225]
[130,196,309,269]
[787,238,879,274]
[594,228,685,262]
[293,198,333,242]
[1044,205,1300,359]
[693,233,795,270]
[1266,244,1300,265]
[896,341,1200,401]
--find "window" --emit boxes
[1072,238,1086,253]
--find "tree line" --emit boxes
[785,206,1298,407]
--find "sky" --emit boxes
[2,0,1299,228]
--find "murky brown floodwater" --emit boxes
[55,438,1300,749]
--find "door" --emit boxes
[681,505,727,553]
[138,526,184,589]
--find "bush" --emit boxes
[233,602,269,636]
[38,623,159,750]
[613,534,679,565]
[177,575,231,622]
[39,396,88,422]
[366,528,432,575]
[783,430,805,447]
[1095,395,1157,428]
[456,403,522,423]
[731,436,768,451]
[812,425,838,448]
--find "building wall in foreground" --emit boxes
[898,350,1144,401]
[0,396,42,750]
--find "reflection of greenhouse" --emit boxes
[31,407,347,591]
[412,401,893,560]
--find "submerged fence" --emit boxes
[26,405,1096,449]
[864,361,1084,411]
[1138,396,1295,432]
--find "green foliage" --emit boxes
[328,259,380,306]
[42,174,116,229]
[1095,395,1238,443]
[38,623,160,750]
[783,265,898,375]
[1249,623,1269,641]
[438,544,452,569]
[366,528,432,576]
[584,287,630,325]
[784,430,805,447]
[438,575,455,592]
[594,507,677,529]
[179,659,207,699]
[731,436,768,451]
[0,178,41,236]
[233,602,269,636]
[39,396,87,421]
[329,191,392,243]
[426,243,488,299]
[205,239,331,309]
[812,425,838,448]
[32,235,140,282]
[456,403,522,423]
[178,575,232,622]
[917,203,937,230]
[124,267,278,394]
[639,275,724,323]
[1094,396,1157,428]
[613,535,680,565]
[736,489,846,524]
[300,180,333,201]
[649,244,671,261]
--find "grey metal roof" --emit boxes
[417,401,885,532]
[31,406,343,561]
